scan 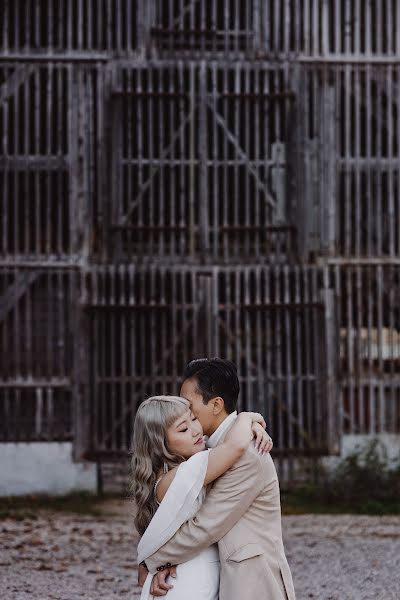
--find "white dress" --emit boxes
[137,450,220,600]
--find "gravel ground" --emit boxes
[1,500,399,600]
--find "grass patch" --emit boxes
[0,491,121,520]
[282,486,400,516]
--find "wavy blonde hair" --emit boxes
[130,395,190,535]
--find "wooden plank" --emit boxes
[198,62,209,253]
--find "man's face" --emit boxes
[180,377,216,437]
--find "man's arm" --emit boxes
[145,447,268,574]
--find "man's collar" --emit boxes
[206,411,238,448]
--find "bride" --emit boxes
[131,395,272,600]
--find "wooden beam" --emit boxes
[0,271,38,324]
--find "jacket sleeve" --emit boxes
[145,447,267,574]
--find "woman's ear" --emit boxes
[212,396,225,415]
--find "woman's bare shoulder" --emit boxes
[156,451,210,502]
[155,467,179,503]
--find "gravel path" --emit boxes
[1,500,399,600]
[283,515,400,600]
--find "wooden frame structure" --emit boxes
[1,2,399,474]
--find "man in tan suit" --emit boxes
[143,358,295,600]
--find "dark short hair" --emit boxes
[182,358,239,414]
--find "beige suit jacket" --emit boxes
[145,436,296,600]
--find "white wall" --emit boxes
[340,433,400,467]
[0,442,97,496]
[319,433,400,474]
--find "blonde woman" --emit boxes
[131,395,272,600]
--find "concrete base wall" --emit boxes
[320,433,400,476]
[340,433,400,466]
[0,442,97,496]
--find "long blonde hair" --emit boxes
[130,395,190,535]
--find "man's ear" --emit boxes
[212,396,225,415]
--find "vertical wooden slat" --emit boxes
[14,69,20,254]
[243,269,251,410]
[2,0,9,52]
[221,65,228,259]
[148,267,156,394]
[376,264,384,431]
[388,265,396,431]
[233,65,239,256]
[387,66,395,257]
[376,68,383,257]
[210,63,218,258]
[57,66,64,255]
[188,63,196,256]
[110,269,117,450]
[25,67,31,256]
[366,64,372,257]
[1,67,8,256]
[45,64,52,255]
[312,0,318,55]
[156,65,163,256]
[396,0,400,56]
[124,68,132,256]
[335,0,341,54]
[355,267,363,430]
[128,265,136,436]
[376,0,383,55]
[177,62,185,255]
[198,62,208,254]
[293,265,303,449]
[46,271,52,379]
[244,64,250,255]
[303,266,312,442]
[60,271,67,378]
[283,265,293,449]
[168,64,176,257]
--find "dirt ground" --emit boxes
[1,499,399,600]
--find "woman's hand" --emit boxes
[225,412,255,450]
[225,411,267,452]
[244,411,266,430]
[252,422,273,455]
[206,410,272,486]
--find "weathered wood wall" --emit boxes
[0,2,399,467]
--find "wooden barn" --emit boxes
[1,1,400,492]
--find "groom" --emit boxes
[140,357,295,600]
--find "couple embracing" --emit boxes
[131,358,295,600]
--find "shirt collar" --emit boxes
[206,411,238,448]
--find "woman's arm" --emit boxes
[203,412,267,486]
[156,412,271,501]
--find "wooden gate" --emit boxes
[109,61,296,262]
[81,265,336,460]
[0,268,78,441]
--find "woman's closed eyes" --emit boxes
[179,416,198,432]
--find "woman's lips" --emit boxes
[195,437,204,445]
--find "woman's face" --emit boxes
[166,409,205,459]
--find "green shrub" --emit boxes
[323,439,400,507]
[282,439,400,515]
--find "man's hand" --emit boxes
[150,565,177,597]
[138,563,149,587]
